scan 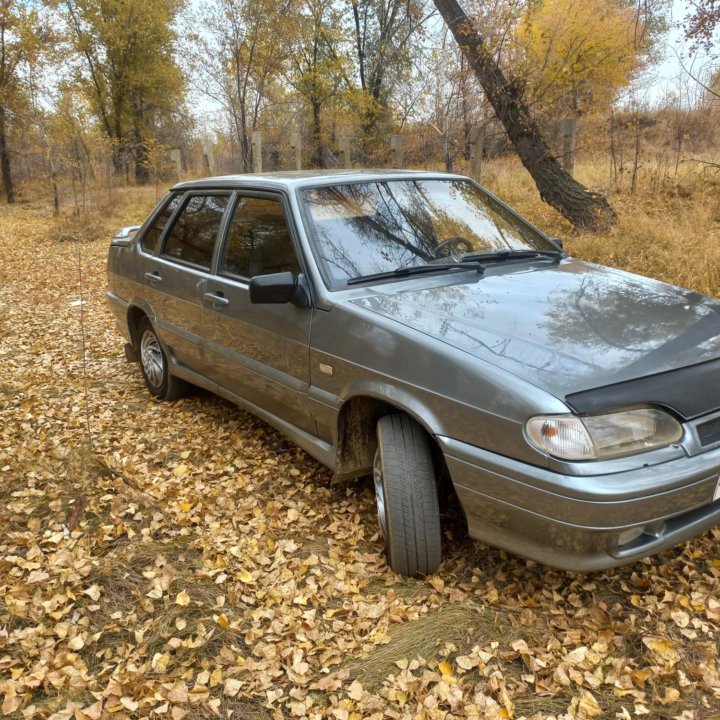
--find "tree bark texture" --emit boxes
[0,105,15,204]
[433,0,616,231]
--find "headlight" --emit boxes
[526,408,682,461]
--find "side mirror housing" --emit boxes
[249,272,311,308]
[548,236,564,250]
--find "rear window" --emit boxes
[139,194,182,253]
[161,194,229,269]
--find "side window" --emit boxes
[139,193,182,253]
[161,194,229,269]
[221,196,301,278]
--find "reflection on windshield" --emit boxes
[301,179,553,285]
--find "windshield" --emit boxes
[300,178,557,287]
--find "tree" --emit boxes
[64,0,185,184]
[288,0,349,167]
[0,0,47,203]
[349,0,429,155]
[185,0,293,173]
[517,0,643,117]
[432,0,617,231]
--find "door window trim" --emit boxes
[157,191,233,271]
[135,191,186,257]
[212,190,310,288]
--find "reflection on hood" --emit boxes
[350,259,720,397]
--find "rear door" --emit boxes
[202,192,316,435]
[143,193,231,373]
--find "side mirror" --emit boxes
[249,272,311,308]
[111,224,142,247]
[548,236,564,250]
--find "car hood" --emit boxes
[350,258,720,399]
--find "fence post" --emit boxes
[252,131,262,173]
[169,149,182,180]
[561,118,577,176]
[290,132,302,170]
[390,135,403,168]
[339,137,352,168]
[468,126,484,179]
[202,142,215,175]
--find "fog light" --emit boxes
[618,526,645,546]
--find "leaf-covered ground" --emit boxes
[1,198,719,720]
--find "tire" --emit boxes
[374,414,442,576]
[137,317,188,400]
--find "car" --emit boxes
[106,169,720,576]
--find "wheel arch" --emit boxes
[126,303,154,350]
[332,390,445,483]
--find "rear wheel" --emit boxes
[137,317,188,400]
[374,414,442,576]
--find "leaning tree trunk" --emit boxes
[0,105,15,204]
[433,0,616,231]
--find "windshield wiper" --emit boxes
[461,249,564,263]
[346,262,486,286]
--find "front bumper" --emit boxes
[439,436,720,571]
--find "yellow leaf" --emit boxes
[80,700,103,720]
[438,661,453,677]
[180,501,193,512]
[238,569,253,583]
[577,690,603,718]
[456,655,477,670]
[152,652,170,672]
[642,637,680,666]
[2,689,20,715]
[68,634,85,650]
[175,590,191,606]
[224,678,243,697]
[167,681,189,703]
[120,697,138,711]
[215,613,229,630]
[173,464,188,478]
[658,687,680,705]
[83,584,101,602]
[210,667,223,687]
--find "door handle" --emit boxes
[144,271,162,283]
[203,291,229,306]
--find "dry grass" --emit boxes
[344,604,511,690]
[481,153,720,298]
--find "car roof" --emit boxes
[170,169,467,192]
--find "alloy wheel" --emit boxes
[140,330,164,388]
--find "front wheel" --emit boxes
[374,414,442,576]
[137,317,188,400]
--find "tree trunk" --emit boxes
[310,98,325,168]
[432,0,616,231]
[0,105,15,204]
